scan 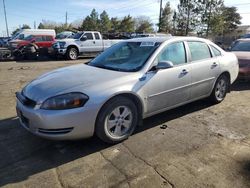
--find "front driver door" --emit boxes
[77,32,96,52]
[143,41,192,115]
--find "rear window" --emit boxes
[188,41,212,61]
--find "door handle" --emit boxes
[181,69,189,75]
[93,41,96,44]
[211,62,218,68]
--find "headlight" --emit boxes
[59,42,66,48]
[41,92,89,110]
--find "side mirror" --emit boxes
[80,36,87,41]
[155,61,174,70]
[31,39,36,43]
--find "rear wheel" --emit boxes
[210,74,229,103]
[66,47,78,60]
[96,97,138,144]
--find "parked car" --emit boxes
[230,39,250,80]
[10,34,55,49]
[55,31,75,39]
[0,37,11,47]
[11,29,56,41]
[16,37,238,143]
[53,31,122,60]
[241,33,250,39]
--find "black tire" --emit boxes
[66,47,78,60]
[210,74,229,104]
[96,97,138,144]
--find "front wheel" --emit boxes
[66,47,78,60]
[210,74,229,104]
[96,97,138,144]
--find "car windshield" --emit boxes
[89,41,161,72]
[70,32,83,39]
[231,41,250,51]
[24,35,34,41]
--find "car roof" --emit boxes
[236,38,250,42]
[127,36,210,43]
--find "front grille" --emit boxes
[38,127,73,135]
[16,92,36,108]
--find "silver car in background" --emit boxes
[16,37,239,143]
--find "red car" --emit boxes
[10,35,55,49]
[231,39,250,80]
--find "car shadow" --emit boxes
[13,56,91,63]
[0,99,213,186]
[231,80,250,91]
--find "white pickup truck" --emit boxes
[52,31,122,60]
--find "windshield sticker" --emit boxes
[140,42,156,47]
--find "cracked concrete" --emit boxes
[0,60,250,188]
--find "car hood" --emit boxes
[22,64,138,102]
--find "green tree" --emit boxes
[100,11,111,33]
[110,17,121,32]
[38,23,45,29]
[196,0,224,37]
[134,16,154,33]
[175,0,199,36]
[81,9,100,30]
[119,15,135,32]
[210,6,241,36]
[158,2,173,33]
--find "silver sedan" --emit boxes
[16,37,239,143]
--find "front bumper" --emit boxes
[16,98,98,140]
[53,47,67,55]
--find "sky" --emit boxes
[1,0,250,36]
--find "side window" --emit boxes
[188,41,212,61]
[210,45,221,57]
[18,34,24,40]
[94,33,100,40]
[34,36,43,42]
[158,42,186,65]
[84,33,93,40]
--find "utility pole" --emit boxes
[3,0,9,37]
[65,11,68,27]
[34,21,36,29]
[159,0,163,32]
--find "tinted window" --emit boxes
[158,42,186,65]
[84,33,93,40]
[188,41,211,61]
[231,41,250,52]
[18,34,24,40]
[44,36,53,41]
[94,33,100,40]
[211,45,221,56]
[35,36,43,42]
